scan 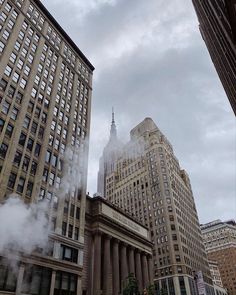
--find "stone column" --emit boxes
[135,250,143,292]
[93,231,102,295]
[120,243,128,289]
[77,277,83,295]
[147,255,154,284]
[103,235,112,295]
[112,239,120,295]
[141,253,149,288]
[128,247,135,275]
[16,264,25,295]
[49,270,56,295]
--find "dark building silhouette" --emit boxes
[192,0,236,115]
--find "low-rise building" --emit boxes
[83,196,154,295]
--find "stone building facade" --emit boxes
[192,0,236,115]
[97,117,213,295]
[83,196,154,295]
[201,220,236,295]
[0,0,94,294]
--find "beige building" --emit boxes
[83,196,154,294]
[208,260,223,288]
[201,220,236,295]
[98,117,214,295]
[0,0,94,294]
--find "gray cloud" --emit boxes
[42,0,236,223]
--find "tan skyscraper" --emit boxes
[0,0,94,294]
[98,117,213,294]
[97,110,123,197]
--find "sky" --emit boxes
[42,0,236,224]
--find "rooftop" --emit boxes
[33,0,95,71]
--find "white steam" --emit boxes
[57,144,86,198]
[0,196,49,254]
[0,142,87,256]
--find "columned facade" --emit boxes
[84,196,153,295]
[91,231,152,295]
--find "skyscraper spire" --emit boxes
[112,107,115,124]
[110,107,117,140]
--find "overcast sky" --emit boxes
[42,0,236,224]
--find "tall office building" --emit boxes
[201,219,236,295]
[192,0,236,115]
[98,117,213,295]
[0,0,94,294]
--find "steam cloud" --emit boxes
[0,142,87,256]
[0,197,49,254]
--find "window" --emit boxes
[14,41,21,52]
[174,244,179,251]
[17,59,24,70]
[27,138,34,151]
[12,72,20,83]
[55,271,76,295]
[0,41,5,53]
[2,30,10,41]
[51,154,57,167]
[74,227,79,240]
[28,101,34,113]
[34,143,41,157]
[76,207,80,220]
[18,133,26,146]
[22,265,51,295]
[38,126,44,138]
[9,52,17,64]
[64,200,69,214]
[42,112,47,123]
[24,65,31,76]
[35,107,41,118]
[176,255,181,262]
[42,168,48,182]
[4,65,12,77]
[5,123,13,137]
[20,78,27,89]
[62,222,67,236]
[68,224,73,238]
[0,143,8,158]
[26,182,33,197]
[23,116,30,128]
[13,151,22,167]
[16,92,23,104]
[31,121,37,134]
[22,157,30,171]
[0,79,7,91]
[70,204,75,217]
[60,245,78,263]
[0,260,17,292]
[8,172,16,188]
[49,172,55,185]
[10,108,18,120]
[45,150,51,163]
[17,177,25,193]
[0,119,4,133]
[2,101,10,114]
[8,85,15,97]
[30,161,37,175]
[172,234,177,241]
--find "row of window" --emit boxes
[7,172,33,196]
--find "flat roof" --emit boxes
[33,0,95,71]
